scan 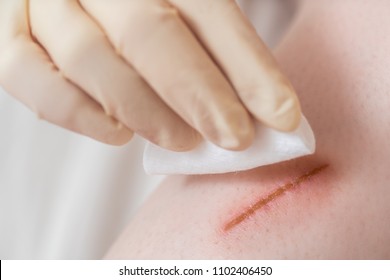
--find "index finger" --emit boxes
[169,0,302,131]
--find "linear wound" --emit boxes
[223,164,329,232]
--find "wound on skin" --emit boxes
[223,164,329,232]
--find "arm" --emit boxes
[105,0,390,259]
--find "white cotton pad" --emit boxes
[143,115,315,175]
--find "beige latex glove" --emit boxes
[0,0,301,151]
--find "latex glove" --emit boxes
[0,0,301,151]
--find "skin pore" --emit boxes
[105,0,390,259]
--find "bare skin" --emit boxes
[106,0,390,259]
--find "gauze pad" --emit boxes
[143,115,315,175]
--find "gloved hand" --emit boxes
[0,0,301,151]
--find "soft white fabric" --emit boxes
[0,0,296,259]
[144,116,315,175]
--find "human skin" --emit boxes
[106,0,390,259]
